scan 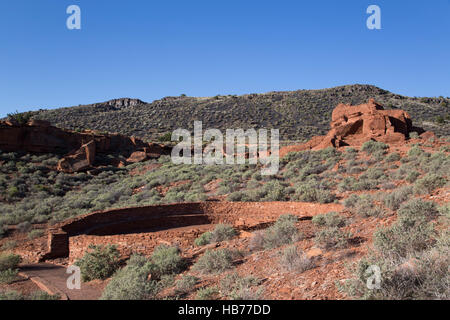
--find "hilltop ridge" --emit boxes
[29,84,449,141]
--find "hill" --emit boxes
[32,84,449,141]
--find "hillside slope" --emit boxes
[33,85,449,141]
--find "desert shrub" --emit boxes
[342,228,448,300]
[194,231,213,246]
[0,290,24,300]
[74,245,120,281]
[193,249,234,274]
[439,203,450,219]
[372,149,387,162]
[315,227,350,250]
[29,291,60,300]
[195,287,219,300]
[406,171,421,183]
[397,199,439,223]
[248,230,265,251]
[312,212,346,228]
[408,145,424,157]
[344,148,358,160]
[227,192,243,202]
[0,253,21,271]
[345,194,384,217]
[361,141,388,154]
[263,214,301,249]
[385,152,401,162]
[0,269,19,284]
[373,199,438,258]
[279,245,314,273]
[383,186,413,210]
[175,275,199,294]
[414,173,447,194]
[28,229,44,240]
[149,244,184,278]
[352,178,379,191]
[409,132,419,139]
[101,254,159,300]
[195,224,238,246]
[17,221,32,233]
[361,168,386,180]
[220,272,262,300]
[295,182,336,203]
[1,241,16,251]
[210,224,238,243]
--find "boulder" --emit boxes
[126,151,148,163]
[57,140,96,172]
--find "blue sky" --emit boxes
[0,0,449,117]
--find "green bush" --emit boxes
[220,272,262,300]
[406,171,421,183]
[29,291,60,300]
[28,229,44,240]
[408,145,424,157]
[0,269,19,284]
[312,212,346,228]
[414,174,447,194]
[0,290,24,300]
[385,152,401,162]
[315,227,350,250]
[342,229,448,300]
[194,224,238,246]
[383,186,413,210]
[149,244,184,278]
[194,231,213,246]
[0,253,21,271]
[193,249,234,274]
[263,214,301,249]
[361,141,388,154]
[279,245,314,273]
[175,275,199,294]
[345,194,384,217]
[195,286,219,300]
[101,254,159,300]
[295,183,336,203]
[373,199,438,258]
[74,245,120,281]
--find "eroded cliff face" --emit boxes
[0,119,171,172]
[280,99,429,157]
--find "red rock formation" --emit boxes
[280,99,427,157]
[0,120,171,172]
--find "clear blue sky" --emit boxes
[1,0,449,117]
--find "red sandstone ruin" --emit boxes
[0,119,171,173]
[280,99,429,157]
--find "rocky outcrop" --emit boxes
[280,99,428,157]
[0,120,171,172]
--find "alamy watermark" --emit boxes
[66,265,81,290]
[366,5,381,30]
[366,265,381,290]
[66,5,81,30]
[171,121,279,175]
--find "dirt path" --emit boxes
[20,263,102,300]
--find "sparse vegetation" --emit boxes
[75,245,120,281]
[279,245,315,273]
[193,249,234,274]
[312,212,346,228]
[101,254,159,300]
[315,227,351,250]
